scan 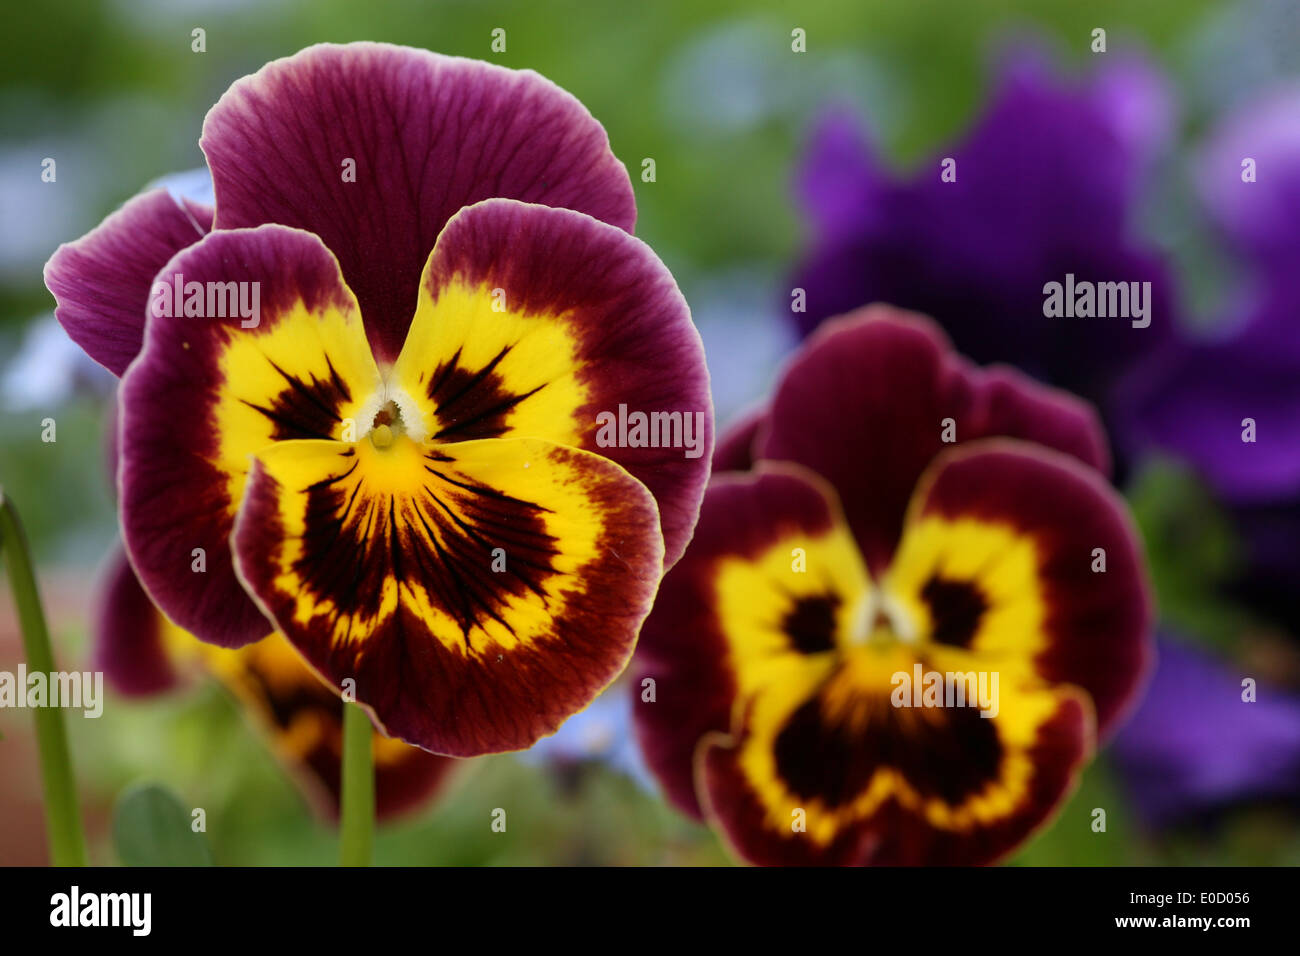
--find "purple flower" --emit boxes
[1110,637,1300,826]
[1121,85,1300,636]
[791,46,1178,421]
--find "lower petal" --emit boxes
[232,435,665,756]
[699,649,1092,866]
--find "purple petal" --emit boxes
[92,545,181,697]
[1195,83,1300,275]
[1110,637,1300,826]
[790,47,1178,413]
[1119,285,1300,503]
[44,189,212,375]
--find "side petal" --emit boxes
[711,405,767,474]
[760,307,1110,574]
[391,198,712,568]
[44,189,212,375]
[201,42,636,363]
[119,225,381,647]
[92,545,183,696]
[232,435,665,757]
[202,634,457,821]
[632,465,870,819]
[891,440,1153,739]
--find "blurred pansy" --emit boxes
[44,42,712,756]
[95,546,456,821]
[633,307,1152,865]
[790,46,1177,421]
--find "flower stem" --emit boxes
[0,490,88,867]
[339,700,374,866]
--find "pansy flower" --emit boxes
[790,46,1177,427]
[96,545,456,821]
[44,43,712,756]
[633,306,1152,865]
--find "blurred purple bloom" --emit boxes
[1111,638,1300,826]
[792,46,1179,419]
[1122,85,1300,635]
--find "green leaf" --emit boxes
[112,783,214,866]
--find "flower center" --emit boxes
[849,587,917,648]
[369,400,404,450]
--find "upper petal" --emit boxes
[44,188,212,375]
[201,43,636,363]
[760,307,1109,574]
[391,198,712,568]
[119,224,381,647]
[232,435,665,756]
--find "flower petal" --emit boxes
[760,308,1110,574]
[1111,636,1300,826]
[699,657,1091,866]
[789,49,1178,413]
[201,42,636,363]
[93,545,183,696]
[119,225,381,647]
[391,198,712,568]
[632,464,868,819]
[44,188,212,375]
[893,440,1152,738]
[711,405,766,474]
[232,435,665,756]
[204,633,457,821]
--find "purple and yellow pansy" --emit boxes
[632,306,1153,865]
[95,546,456,821]
[45,43,712,757]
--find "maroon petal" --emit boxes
[760,306,1110,574]
[201,42,636,364]
[44,189,212,375]
[904,440,1153,738]
[92,545,182,697]
[393,198,712,568]
[712,405,768,474]
[118,224,380,648]
[632,464,861,819]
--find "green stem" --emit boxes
[0,490,88,867]
[339,700,374,866]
